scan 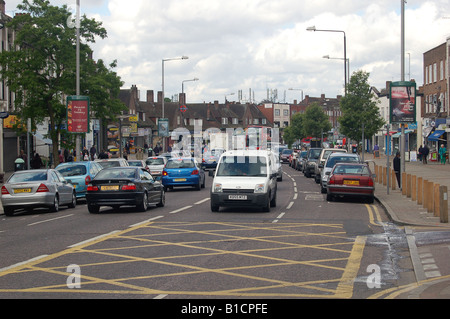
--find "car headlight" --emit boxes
[213,183,223,193]
[254,183,265,193]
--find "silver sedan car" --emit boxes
[1,169,76,216]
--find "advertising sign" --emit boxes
[158,118,169,137]
[390,81,416,123]
[67,96,90,133]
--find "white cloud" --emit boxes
[4,0,450,103]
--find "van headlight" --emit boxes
[254,184,265,193]
[213,183,223,193]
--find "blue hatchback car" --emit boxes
[162,157,205,191]
[56,161,103,199]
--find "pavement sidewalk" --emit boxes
[368,153,450,299]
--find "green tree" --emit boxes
[0,0,125,164]
[338,70,385,145]
[303,103,332,138]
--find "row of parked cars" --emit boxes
[285,147,376,203]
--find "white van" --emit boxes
[209,150,277,212]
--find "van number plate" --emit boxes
[228,195,247,200]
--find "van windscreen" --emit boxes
[217,156,268,177]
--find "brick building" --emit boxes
[422,40,449,149]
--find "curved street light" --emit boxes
[307,26,347,95]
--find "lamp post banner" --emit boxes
[67,96,90,133]
[390,81,416,123]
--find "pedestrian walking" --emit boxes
[136,148,144,160]
[422,145,429,164]
[31,153,44,169]
[418,145,423,162]
[98,149,108,159]
[439,144,447,165]
[393,152,401,188]
[90,145,97,161]
[123,147,128,160]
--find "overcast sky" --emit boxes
[5,0,450,104]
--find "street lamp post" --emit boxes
[182,78,199,95]
[225,93,235,104]
[307,26,347,95]
[322,55,350,84]
[161,56,188,152]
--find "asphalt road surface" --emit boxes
[1,164,449,302]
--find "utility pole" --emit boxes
[400,0,406,174]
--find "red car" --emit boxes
[326,162,375,203]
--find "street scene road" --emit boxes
[1,162,448,301]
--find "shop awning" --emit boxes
[392,130,413,138]
[427,130,445,142]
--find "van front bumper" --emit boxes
[210,192,270,208]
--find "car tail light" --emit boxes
[328,177,335,185]
[37,184,49,192]
[122,183,136,191]
[191,169,199,175]
[85,175,91,185]
[87,184,99,191]
[162,170,168,176]
[368,178,374,187]
[1,186,9,195]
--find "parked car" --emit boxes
[314,148,348,183]
[296,151,307,171]
[56,161,103,199]
[95,158,129,169]
[319,152,361,193]
[145,156,168,177]
[1,169,76,216]
[209,150,278,212]
[303,148,322,178]
[326,162,375,203]
[162,157,206,191]
[270,150,283,182]
[280,149,293,163]
[127,159,150,173]
[86,167,165,213]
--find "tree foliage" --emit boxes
[283,103,331,146]
[338,70,385,143]
[0,0,126,164]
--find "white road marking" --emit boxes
[27,214,74,226]
[0,255,48,273]
[194,198,210,205]
[169,205,193,214]
[68,231,120,248]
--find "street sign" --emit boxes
[0,112,9,119]
[67,96,90,133]
[158,118,169,137]
[180,105,188,113]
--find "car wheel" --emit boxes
[326,193,333,202]
[88,204,100,214]
[4,207,14,217]
[195,179,201,191]
[201,176,206,188]
[270,192,277,207]
[137,192,149,212]
[50,195,59,212]
[367,195,374,204]
[210,200,219,212]
[157,190,165,207]
[262,194,270,212]
[68,192,77,208]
